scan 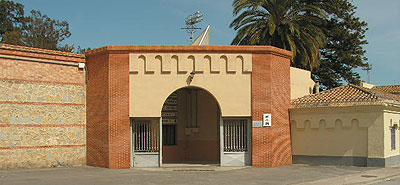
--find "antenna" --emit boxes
[181,11,203,43]
[362,63,372,83]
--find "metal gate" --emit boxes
[131,119,161,167]
[224,119,248,152]
[220,118,251,166]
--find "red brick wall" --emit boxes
[108,53,130,169]
[251,53,292,167]
[0,43,84,63]
[86,53,110,168]
[0,44,84,85]
[86,53,130,169]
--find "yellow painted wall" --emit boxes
[383,110,400,158]
[290,107,383,158]
[290,67,314,99]
[129,53,252,117]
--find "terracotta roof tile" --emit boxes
[291,84,400,108]
[372,85,400,95]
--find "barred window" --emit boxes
[391,127,396,150]
[134,120,160,153]
[223,119,248,152]
[163,125,176,146]
[391,119,396,150]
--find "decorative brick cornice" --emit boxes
[0,124,85,127]
[85,45,292,59]
[0,43,85,63]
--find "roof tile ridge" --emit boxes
[353,84,400,103]
[347,84,379,99]
[368,88,400,102]
[373,85,400,88]
[291,85,349,103]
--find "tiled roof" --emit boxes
[372,85,400,95]
[291,84,400,108]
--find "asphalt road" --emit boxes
[0,164,399,185]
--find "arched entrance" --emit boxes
[131,86,252,167]
[161,87,220,164]
[130,86,252,167]
[86,45,293,169]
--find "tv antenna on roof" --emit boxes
[181,11,203,43]
[362,63,372,83]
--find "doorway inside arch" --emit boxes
[161,87,220,164]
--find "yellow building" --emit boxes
[290,84,400,167]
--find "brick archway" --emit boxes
[86,45,292,168]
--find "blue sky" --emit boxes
[13,0,400,86]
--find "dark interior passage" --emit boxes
[162,88,220,164]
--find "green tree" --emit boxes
[230,0,327,70]
[20,10,73,52]
[76,46,92,54]
[306,0,368,89]
[0,0,24,42]
[1,1,74,52]
[230,0,368,89]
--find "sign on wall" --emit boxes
[263,113,272,127]
[162,92,178,125]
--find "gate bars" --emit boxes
[134,120,160,152]
[223,119,248,152]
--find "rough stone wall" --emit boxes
[0,44,86,169]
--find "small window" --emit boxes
[223,119,248,152]
[163,125,176,146]
[391,119,396,150]
[133,120,160,153]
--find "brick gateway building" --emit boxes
[2,44,399,169]
[85,45,292,168]
[0,44,293,169]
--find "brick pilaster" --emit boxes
[251,53,292,167]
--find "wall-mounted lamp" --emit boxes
[78,63,85,69]
[187,71,195,85]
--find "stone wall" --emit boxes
[0,44,86,169]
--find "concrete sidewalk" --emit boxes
[0,164,399,185]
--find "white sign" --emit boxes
[263,113,272,127]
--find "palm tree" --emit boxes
[230,0,327,70]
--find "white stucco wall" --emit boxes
[383,110,400,158]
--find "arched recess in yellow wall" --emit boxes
[159,85,222,116]
[129,53,252,117]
